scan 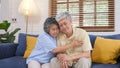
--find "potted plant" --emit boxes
[0,20,21,43]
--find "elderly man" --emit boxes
[50,12,92,68]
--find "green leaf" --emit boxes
[0,20,21,43]
[7,36,15,43]
[0,20,10,31]
[10,28,21,36]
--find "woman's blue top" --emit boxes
[26,32,57,64]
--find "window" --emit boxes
[49,0,114,32]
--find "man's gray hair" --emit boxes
[55,12,72,22]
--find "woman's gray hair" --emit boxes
[44,17,59,34]
[55,12,72,22]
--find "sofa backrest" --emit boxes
[89,34,120,48]
[15,33,120,61]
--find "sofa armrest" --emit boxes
[0,43,18,59]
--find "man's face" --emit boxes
[58,17,71,34]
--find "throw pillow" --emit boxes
[92,36,120,64]
[16,33,38,56]
[23,36,38,58]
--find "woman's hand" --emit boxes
[70,40,83,48]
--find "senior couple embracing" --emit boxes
[26,12,92,68]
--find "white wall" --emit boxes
[8,0,49,34]
[11,0,120,35]
[0,0,120,42]
[0,0,10,34]
[0,0,10,22]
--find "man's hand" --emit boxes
[57,54,71,68]
[57,54,72,62]
[70,40,83,48]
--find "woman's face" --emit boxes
[49,24,59,38]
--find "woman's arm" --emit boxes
[52,40,83,54]
[52,43,72,54]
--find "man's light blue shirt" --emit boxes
[26,32,57,64]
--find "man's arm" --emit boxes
[70,50,91,61]
[58,50,91,62]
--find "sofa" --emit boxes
[0,33,120,68]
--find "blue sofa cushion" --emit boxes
[89,35,97,48]
[0,43,18,59]
[0,56,27,68]
[91,63,120,68]
[16,33,27,56]
[15,33,38,56]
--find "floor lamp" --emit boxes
[18,0,37,34]
[26,16,28,34]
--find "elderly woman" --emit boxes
[26,17,80,68]
[50,12,92,68]
[26,17,60,68]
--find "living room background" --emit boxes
[0,0,120,42]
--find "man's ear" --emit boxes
[65,17,72,24]
[67,17,72,23]
[68,19,72,24]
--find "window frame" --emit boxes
[49,0,115,32]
